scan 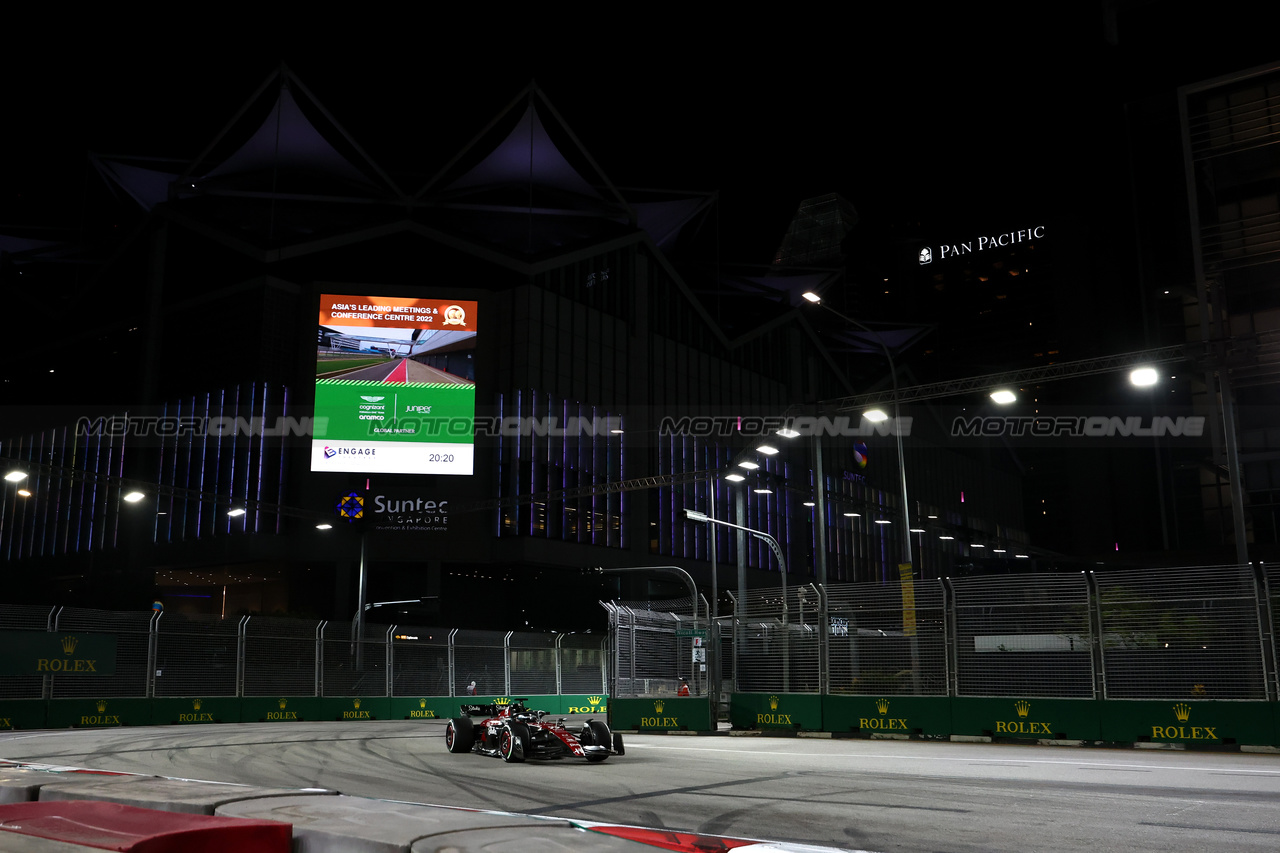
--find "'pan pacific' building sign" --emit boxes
[918,224,1045,265]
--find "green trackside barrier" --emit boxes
[1099,700,1277,748]
[729,694,823,732]
[609,696,714,732]
[152,697,241,725]
[241,696,326,722]
[1274,701,1280,748]
[47,698,152,729]
[950,697,1102,741]
[0,699,48,730]
[321,697,391,721]
[823,695,952,737]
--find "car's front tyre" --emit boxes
[499,724,525,762]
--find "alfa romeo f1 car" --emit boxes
[444,699,624,763]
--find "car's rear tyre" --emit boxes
[499,724,525,762]
[445,717,474,753]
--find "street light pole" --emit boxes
[802,294,913,572]
[684,510,787,607]
[685,509,790,691]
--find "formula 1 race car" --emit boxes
[444,699,624,763]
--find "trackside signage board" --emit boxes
[0,631,116,676]
[312,293,478,475]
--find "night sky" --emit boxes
[5,7,1271,268]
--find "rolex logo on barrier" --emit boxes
[995,700,1051,736]
[353,698,361,709]
[411,698,436,718]
[860,698,906,731]
[568,695,606,713]
[343,697,370,720]
[61,635,79,655]
[495,697,511,706]
[1152,703,1217,742]
[268,698,297,721]
[758,695,792,727]
[179,698,213,723]
[641,698,677,729]
[80,699,120,726]
[420,698,427,708]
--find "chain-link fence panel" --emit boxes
[1095,565,1267,699]
[50,608,152,698]
[606,597,702,697]
[322,621,390,697]
[1268,564,1280,700]
[243,615,319,697]
[153,613,238,697]
[390,626,451,697]
[0,604,58,699]
[509,632,558,696]
[732,586,822,694]
[453,629,507,697]
[826,579,948,696]
[951,573,1094,698]
[559,633,607,695]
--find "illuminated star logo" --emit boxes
[336,492,364,521]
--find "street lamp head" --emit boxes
[863,408,890,423]
[684,509,709,522]
[123,491,146,503]
[801,291,822,304]
[724,473,746,482]
[4,471,28,482]
[990,389,1017,404]
[1130,367,1158,387]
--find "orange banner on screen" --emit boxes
[319,295,478,332]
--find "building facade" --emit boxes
[0,69,1030,627]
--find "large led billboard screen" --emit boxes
[311,294,477,475]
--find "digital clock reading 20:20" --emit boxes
[428,454,455,463]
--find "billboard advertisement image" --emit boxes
[311,294,478,475]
